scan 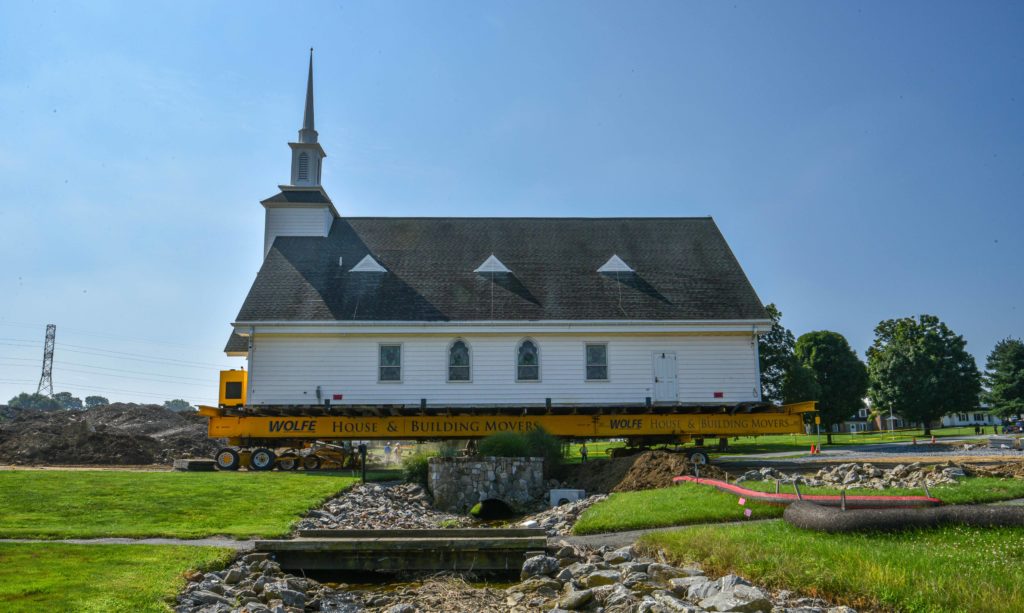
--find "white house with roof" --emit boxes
[225,53,773,414]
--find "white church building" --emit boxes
[226,53,772,413]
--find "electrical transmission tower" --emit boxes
[36,324,55,397]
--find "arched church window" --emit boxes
[517,339,539,381]
[448,340,470,382]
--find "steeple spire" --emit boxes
[287,49,326,188]
[298,48,317,144]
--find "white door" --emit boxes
[653,352,678,402]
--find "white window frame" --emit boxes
[447,338,472,383]
[515,338,541,383]
[584,342,609,382]
[377,343,402,383]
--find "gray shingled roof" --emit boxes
[262,190,332,204]
[232,217,767,324]
[224,332,248,354]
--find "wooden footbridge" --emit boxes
[255,528,548,572]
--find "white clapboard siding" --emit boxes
[264,207,333,257]
[247,333,759,407]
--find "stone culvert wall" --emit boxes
[428,456,545,513]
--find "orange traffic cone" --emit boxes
[810,444,816,455]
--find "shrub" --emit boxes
[402,453,432,486]
[478,431,530,458]
[524,427,563,474]
[478,427,564,478]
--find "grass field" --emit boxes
[572,483,782,534]
[641,521,1024,612]
[738,476,1024,505]
[0,543,233,613]
[0,470,356,539]
[563,426,987,460]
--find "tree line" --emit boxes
[759,305,1024,442]
[5,393,195,413]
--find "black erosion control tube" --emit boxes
[784,500,1024,533]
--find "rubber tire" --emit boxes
[688,450,710,466]
[214,447,240,471]
[303,456,321,471]
[277,455,299,471]
[250,448,276,471]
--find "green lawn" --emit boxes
[641,521,1024,612]
[714,426,987,456]
[564,426,987,460]
[0,543,233,613]
[738,476,1024,505]
[0,470,356,539]
[573,483,783,535]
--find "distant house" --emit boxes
[940,408,1000,428]
[836,407,874,433]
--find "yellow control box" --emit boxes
[218,369,248,408]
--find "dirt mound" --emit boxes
[0,403,219,465]
[564,450,729,493]
[966,461,1024,479]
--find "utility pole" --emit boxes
[36,324,56,397]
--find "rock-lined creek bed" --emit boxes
[177,480,858,612]
[295,482,606,537]
[175,542,857,613]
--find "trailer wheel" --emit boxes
[277,455,300,471]
[303,456,321,471]
[214,448,240,471]
[688,449,710,466]
[250,448,276,471]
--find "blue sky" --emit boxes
[1,1,1021,406]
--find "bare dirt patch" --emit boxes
[564,450,729,494]
[0,403,218,465]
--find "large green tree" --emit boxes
[84,395,109,409]
[984,338,1024,418]
[866,314,981,435]
[8,392,61,410]
[53,391,83,411]
[758,304,796,403]
[795,331,868,444]
[782,356,821,406]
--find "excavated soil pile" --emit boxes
[565,450,729,493]
[967,461,1024,479]
[0,403,219,465]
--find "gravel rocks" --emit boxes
[516,494,608,536]
[735,462,965,490]
[295,483,471,531]
[175,541,858,613]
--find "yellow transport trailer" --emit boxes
[200,369,816,470]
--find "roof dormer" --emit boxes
[350,254,387,273]
[598,254,634,273]
[474,254,511,274]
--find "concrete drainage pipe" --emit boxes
[783,500,1024,533]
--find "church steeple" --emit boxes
[288,48,326,187]
[298,49,317,144]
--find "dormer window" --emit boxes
[474,254,511,274]
[298,152,310,180]
[350,254,387,273]
[598,255,634,273]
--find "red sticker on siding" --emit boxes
[713,392,724,398]
[332,394,343,400]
